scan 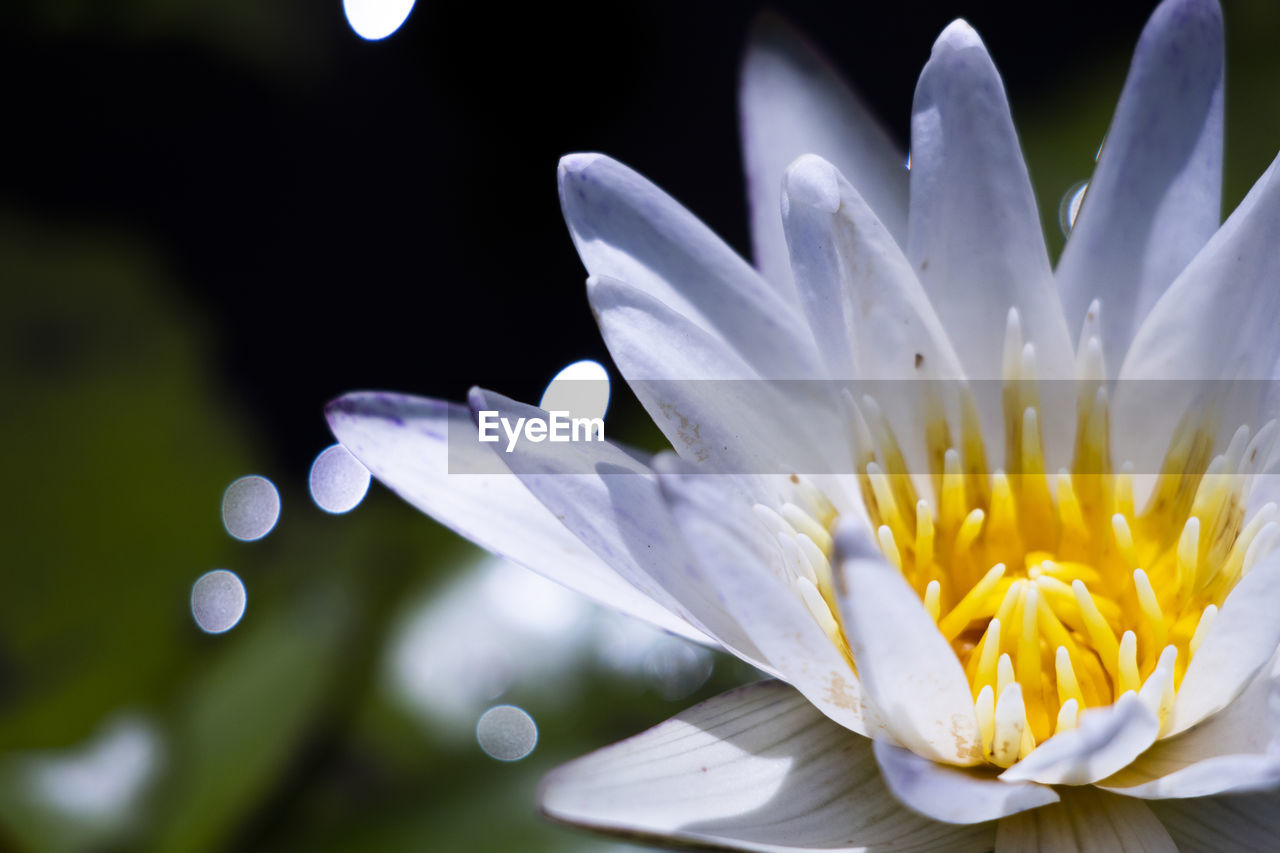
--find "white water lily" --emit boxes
[329,0,1280,848]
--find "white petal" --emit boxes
[873,740,1058,825]
[656,459,877,737]
[781,154,964,382]
[995,787,1177,852]
[1056,0,1224,366]
[1118,151,1280,385]
[740,15,907,296]
[1167,549,1280,735]
[1101,653,1280,798]
[1149,792,1280,852]
[1114,149,1280,471]
[465,388,771,669]
[907,20,1073,380]
[834,524,983,765]
[998,691,1160,786]
[540,681,997,853]
[586,275,847,475]
[325,392,707,643]
[558,152,821,379]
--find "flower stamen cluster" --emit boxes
[761,307,1278,769]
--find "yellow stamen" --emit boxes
[1189,604,1217,657]
[1133,568,1167,656]
[1072,580,1122,680]
[1056,698,1080,733]
[1118,630,1140,695]
[976,685,995,757]
[939,562,1006,640]
[772,358,1275,768]
[992,683,1025,768]
[923,580,941,623]
[1054,645,1084,709]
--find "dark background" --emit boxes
[2,0,1184,476]
[3,1,1280,850]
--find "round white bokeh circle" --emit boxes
[343,0,416,41]
[191,569,247,634]
[221,476,280,541]
[476,705,538,761]
[309,444,371,514]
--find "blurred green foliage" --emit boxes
[0,210,724,851]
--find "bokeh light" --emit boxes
[475,705,538,762]
[538,360,610,434]
[190,569,247,634]
[342,0,417,41]
[388,555,721,728]
[25,716,161,823]
[643,636,715,701]
[308,444,371,514]
[221,476,280,541]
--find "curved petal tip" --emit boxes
[783,154,842,214]
[933,18,981,54]
[557,152,604,181]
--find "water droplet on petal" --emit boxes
[343,0,416,41]
[222,475,280,541]
[191,569,247,634]
[539,359,610,428]
[1058,180,1089,237]
[309,445,371,514]
[476,705,537,761]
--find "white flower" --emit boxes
[328,0,1280,847]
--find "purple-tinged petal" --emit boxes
[741,14,907,296]
[1056,0,1224,369]
[325,392,708,643]
[873,740,1058,825]
[559,153,821,380]
[834,524,983,765]
[466,387,773,670]
[907,20,1073,380]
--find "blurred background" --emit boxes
[2,0,1279,850]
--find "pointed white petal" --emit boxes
[1114,151,1280,472]
[587,275,847,475]
[907,20,1073,379]
[1056,0,1224,366]
[741,15,908,295]
[1167,550,1280,735]
[834,525,983,765]
[1149,793,1280,852]
[656,459,877,737]
[466,388,771,668]
[558,153,820,379]
[999,691,1160,786]
[540,681,997,853]
[1118,152,1280,386]
[995,787,1177,852]
[325,393,708,643]
[781,154,964,382]
[873,740,1058,825]
[1101,654,1280,798]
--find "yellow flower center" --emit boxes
[760,311,1277,769]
